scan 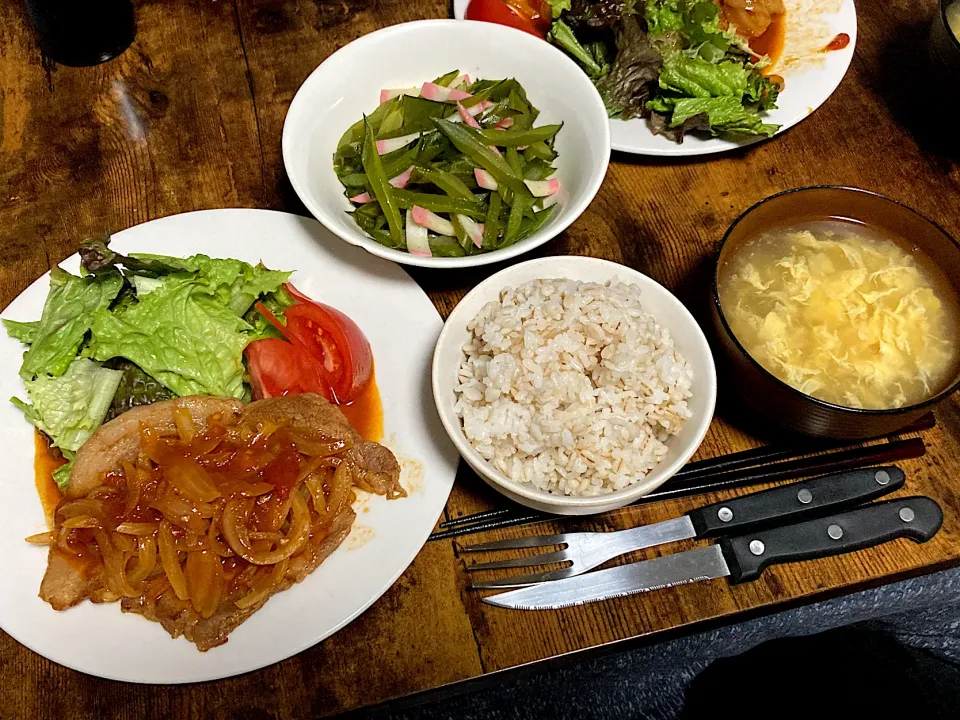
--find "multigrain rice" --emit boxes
[454,279,694,497]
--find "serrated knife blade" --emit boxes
[482,545,731,610]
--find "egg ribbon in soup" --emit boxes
[949,1,960,39]
[718,222,960,410]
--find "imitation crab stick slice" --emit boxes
[389,165,414,189]
[495,117,514,129]
[405,209,432,257]
[411,206,455,236]
[524,177,561,197]
[420,82,472,102]
[349,165,412,201]
[379,87,420,104]
[375,133,420,155]
[457,215,485,248]
[447,100,494,123]
[457,102,481,129]
[474,168,499,190]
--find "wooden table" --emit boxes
[2,1,960,717]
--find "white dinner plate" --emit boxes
[0,209,459,683]
[452,1,857,156]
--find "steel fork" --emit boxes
[461,517,695,589]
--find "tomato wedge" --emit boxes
[244,284,373,404]
[245,338,332,401]
[465,0,552,38]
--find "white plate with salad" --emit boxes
[454,0,857,156]
[0,209,459,683]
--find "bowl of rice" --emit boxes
[432,256,717,515]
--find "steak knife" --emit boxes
[483,496,943,610]
[469,467,907,589]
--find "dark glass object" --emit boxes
[23,0,136,67]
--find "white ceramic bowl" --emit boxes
[432,256,718,515]
[282,20,611,269]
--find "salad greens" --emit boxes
[5,239,292,490]
[546,0,780,141]
[12,358,122,454]
[334,72,561,257]
[102,359,176,423]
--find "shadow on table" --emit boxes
[682,626,960,720]
[870,20,959,163]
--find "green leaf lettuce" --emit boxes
[12,357,123,454]
[88,275,259,399]
[18,268,123,380]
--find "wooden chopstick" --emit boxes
[437,414,935,531]
[428,436,927,541]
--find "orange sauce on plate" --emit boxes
[750,12,786,69]
[825,32,850,51]
[34,431,65,529]
[338,369,383,443]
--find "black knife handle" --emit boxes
[687,466,906,539]
[721,496,942,584]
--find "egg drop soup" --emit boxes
[718,221,960,410]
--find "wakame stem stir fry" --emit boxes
[333,71,563,257]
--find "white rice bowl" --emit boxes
[453,278,694,497]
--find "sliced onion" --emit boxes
[165,457,221,504]
[89,486,121,500]
[185,549,223,619]
[304,474,327,513]
[158,520,189,601]
[327,462,352,517]
[56,527,81,555]
[25,531,54,545]
[58,498,103,520]
[289,434,352,458]
[206,517,235,558]
[220,481,276,498]
[235,558,288,609]
[127,535,158,586]
[115,522,159,536]
[222,492,311,566]
[249,531,282,541]
[172,406,197,443]
[152,491,215,521]
[111,532,137,554]
[95,529,138,597]
[62,516,101,530]
[121,460,143,517]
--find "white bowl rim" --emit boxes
[431,255,718,509]
[281,19,612,269]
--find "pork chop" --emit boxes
[40,393,403,648]
[68,396,243,499]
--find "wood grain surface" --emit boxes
[2,0,960,718]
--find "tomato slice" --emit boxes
[245,285,373,404]
[279,284,373,404]
[465,0,551,37]
[244,338,332,401]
